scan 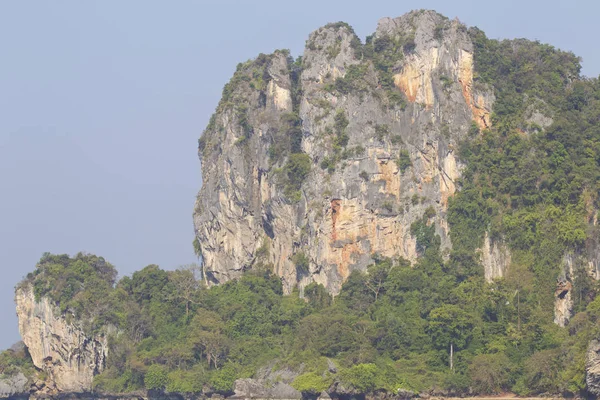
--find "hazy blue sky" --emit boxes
[0,0,598,348]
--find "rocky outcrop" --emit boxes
[15,285,108,393]
[0,372,29,399]
[587,340,600,396]
[232,379,301,400]
[480,233,511,282]
[232,364,301,400]
[193,10,494,294]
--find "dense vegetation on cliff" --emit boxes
[5,11,600,398]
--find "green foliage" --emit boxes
[0,345,34,379]
[396,150,412,173]
[330,63,370,95]
[468,353,513,394]
[292,372,331,394]
[340,363,378,392]
[439,75,453,91]
[303,283,332,310]
[362,34,408,109]
[282,153,311,202]
[209,363,237,393]
[269,112,303,165]
[375,124,389,141]
[25,252,118,333]
[320,110,353,173]
[326,38,342,59]
[234,105,253,145]
[166,367,206,393]
[291,252,309,276]
[428,305,474,351]
[410,214,440,255]
[144,364,169,390]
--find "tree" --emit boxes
[522,349,562,394]
[144,364,169,390]
[188,308,229,368]
[365,258,392,301]
[427,305,474,369]
[303,282,332,310]
[468,353,512,394]
[169,264,202,317]
[292,372,331,395]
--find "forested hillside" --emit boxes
[3,10,600,399]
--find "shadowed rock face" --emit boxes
[15,284,108,393]
[194,10,494,295]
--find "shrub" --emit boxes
[396,150,412,173]
[340,363,378,392]
[283,153,311,201]
[292,372,331,394]
[375,124,389,141]
[166,368,205,393]
[210,363,238,393]
[144,364,168,390]
[292,252,310,275]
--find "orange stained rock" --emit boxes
[393,49,438,108]
[458,50,491,130]
[394,64,420,103]
[338,242,363,280]
[331,199,341,241]
[377,159,400,196]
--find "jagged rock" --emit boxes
[193,10,495,294]
[0,372,29,399]
[587,340,600,396]
[232,378,301,399]
[14,284,109,393]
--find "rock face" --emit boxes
[15,285,108,393]
[554,253,575,327]
[194,10,494,294]
[0,372,29,399]
[480,233,511,283]
[587,340,600,397]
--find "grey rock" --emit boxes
[232,378,301,400]
[0,372,29,399]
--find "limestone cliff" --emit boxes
[193,10,495,294]
[14,284,108,394]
